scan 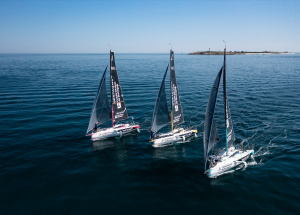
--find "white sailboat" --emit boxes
[86,51,140,140]
[151,49,197,147]
[203,46,254,178]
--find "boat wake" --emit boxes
[255,129,287,155]
[248,129,287,165]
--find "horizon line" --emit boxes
[1,52,299,54]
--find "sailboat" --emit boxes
[86,50,140,140]
[150,49,197,147]
[203,47,254,178]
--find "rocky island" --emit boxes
[189,51,289,55]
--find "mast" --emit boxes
[110,50,114,127]
[170,48,174,133]
[223,46,228,156]
[171,110,173,132]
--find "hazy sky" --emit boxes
[0,0,299,53]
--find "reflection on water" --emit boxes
[152,144,187,160]
[92,139,116,151]
[92,138,128,164]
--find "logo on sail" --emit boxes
[115,109,125,119]
[111,77,121,109]
[173,114,181,123]
[172,84,178,111]
[117,102,121,109]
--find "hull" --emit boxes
[91,124,139,141]
[206,147,254,178]
[152,128,197,148]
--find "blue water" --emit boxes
[1,53,300,214]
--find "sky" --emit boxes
[0,0,299,53]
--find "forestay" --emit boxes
[151,65,171,134]
[170,50,184,126]
[203,67,223,170]
[110,51,128,122]
[86,66,111,134]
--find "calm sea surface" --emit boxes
[0,53,300,214]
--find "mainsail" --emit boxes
[87,66,111,134]
[203,67,223,170]
[110,51,128,122]
[151,65,171,134]
[170,50,184,127]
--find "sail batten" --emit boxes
[203,67,223,170]
[86,66,111,134]
[170,50,184,127]
[151,65,171,134]
[110,51,128,122]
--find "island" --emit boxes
[188,51,289,55]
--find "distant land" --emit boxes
[188,51,290,55]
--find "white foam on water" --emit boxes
[268,129,287,145]
[241,130,258,146]
[251,129,287,166]
[246,155,258,166]
[253,150,271,158]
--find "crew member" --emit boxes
[148,129,154,141]
[93,123,98,133]
[241,144,245,152]
[211,154,219,165]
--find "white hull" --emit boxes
[90,124,139,141]
[152,128,197,148]
[206,147,254,178]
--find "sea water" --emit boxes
[0,53,300,214]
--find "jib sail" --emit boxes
[203,67,223,170]
[87,66,111,134]
[151,65,171,134]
